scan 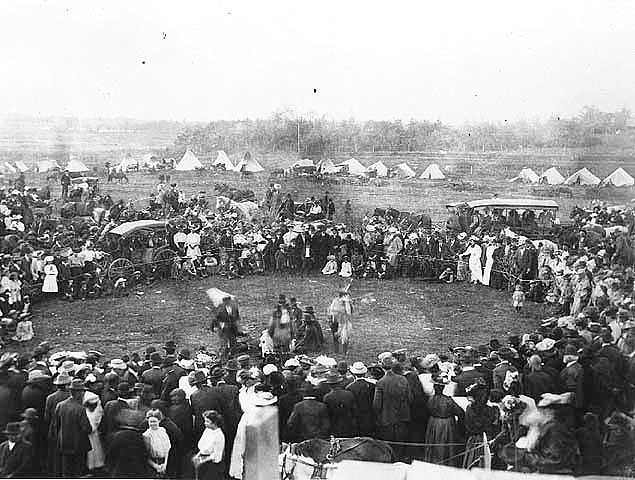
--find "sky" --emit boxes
[1,0,634,124]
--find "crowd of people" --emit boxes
[2,172,635,476]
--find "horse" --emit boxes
[107,171,129,183]
[280,438,394,480]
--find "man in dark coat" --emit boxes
[44,372,71,476]
[286,384,330,442]
[160,356,186,401]
[208,367,242,467]
[492,348,518,390]
[514,238,538,280]
[211,296,241,358]
[21,370,52,420]
[452,348,487,396]
[141,352,165,398]
[189,370,223,439]
[54,379,91,478]
[373,362,412,460]
[278,375,303,442]
[101,382,132,442]
[0,422,34,478]
[323,372,357,437]
[106,423,150,478]
[346,363,375,437]
[559,344,586,419]
[167,388,194,449]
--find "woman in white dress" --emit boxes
[462,237,483,284]
[193,410,225,480]
[482,239,497,286]
[42,256,58,294]
[83,391,105,472]
[142,409,172,476]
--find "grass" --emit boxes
[27,274,544,363]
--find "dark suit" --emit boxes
[106,427,151,478]
[102,398,131,440]
[0,440,34,478]
[278,392,303,441]
[160,364,186,401]
[323,387,357,437]
[286,398,330,442]
[523,370,557,403]
[453,368,487,396]
[54,396,91,477]
[346,379,375,437]
[190,386,224,438]
[21,381,51,420]
[141,366,165,397]
[559,362,586,410]
[373,371,411,458]
[492,362,517,390]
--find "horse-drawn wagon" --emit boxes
[99,220,177,279]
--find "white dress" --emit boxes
[482,244,496,286]
[42,264,59,293]
[339,261,352,278]
[463,244,483,284]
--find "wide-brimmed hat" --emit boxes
[284,358,301,369]
[21,408,39,420]
[27,370,51,383]
[53,371,72,385]
[377,351,393,362]
[109,359,127,370]
[60,360,76,374]
[69,379,87,391]
[209,367,225,380]
[349,361,367,375]
[263,364,278,376]
[325,371,343,384]
[2,422,21,435]
[254,391,278,406]
[535,338,556,352]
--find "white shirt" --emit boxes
[8,441,15,451]
[173,232,186,245]
[197,427,225,463]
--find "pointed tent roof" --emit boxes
[36,159,61,173]
[3,162,16,174]
[65,158,89,173]
[338,158,367,176]
[234,152,264,173]
[540,167,565,185]
[317,159,341,174]
[367,161,388,177]
[175,149,203,171]
[603,167,635,187]
[14,161,29,173]
[564,167,600,185]
[213,150,234,170]
[394,162,416,178]
[420,163,446,180]
[508,167,540,183]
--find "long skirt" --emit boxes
[197,460,224,480]
[462,434,487,469]
[423,417,462,467]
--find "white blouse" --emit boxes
[197,427,225,463]
[142,426,171,461]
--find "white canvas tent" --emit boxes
[317,159,341,174]
[603,167,635,187]
[213,150,234,171]
[420,163,446,180]
[540,167,565,185]
[508,167,540,183]
[65,159,89,173]
[367,161,388,177]
[338,158,367,176]
[14,161,29,173]
[234,155,264,173]
[564,167,600,185]
[36,160,61,173]
[174,149,203,171]
[393,162,416,178]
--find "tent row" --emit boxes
[508,166,635,187]
[290,157,447,179]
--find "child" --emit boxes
[113,277,128,297]
[170,257,182,281]
[439,267,455,284]
[339,255,352,278]
[274,245,287,273]
[351,250,365,278]
[227,255,241,279]
[321,255,338,275]
[202,254,218,277]
[512,284,525,312]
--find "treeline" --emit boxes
[173,106,633,157]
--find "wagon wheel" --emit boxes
[153,247,177,269]
[108,257,134,280]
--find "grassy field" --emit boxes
[10,148,634,361]
[28,274,544,363]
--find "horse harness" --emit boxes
[282,437,371,480]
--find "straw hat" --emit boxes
[349,361,367,375]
